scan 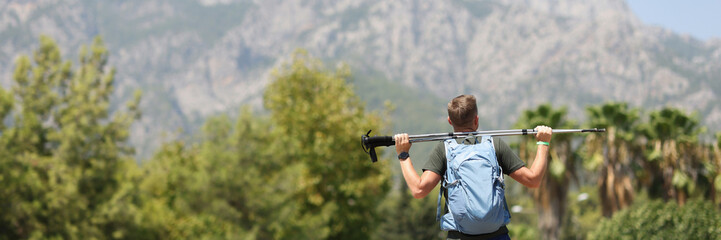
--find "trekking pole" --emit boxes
[361,128,605,162]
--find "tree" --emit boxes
[584,102,640,217]
[513,104,576,240]
[137,50,392,239]
[263,49,391,239]
[638,108,705,205]
[0,35,142,239]
[138,109,271,239]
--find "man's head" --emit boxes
[447,94,478,131]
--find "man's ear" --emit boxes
[448,117,453,126]
[474,115,479,126]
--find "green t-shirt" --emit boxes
[422,137,525,177]
[422,136,525,240]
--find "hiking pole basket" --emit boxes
[361,128,605,162]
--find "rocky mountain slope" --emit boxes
[2,0,720,158]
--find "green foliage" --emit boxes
[504,180,540,240]
[0,87,12,129]
[507,224,538,240]
[0,35,142,239]
[137,137,252,239]
[588,200,721,240]
[638,107,706,201]
[514,104,576,180]
[638,108,704,143]
[713,133,721,201]
[585,102,640,142]
[583,102,640,217]
[135,49,391,240]
[372,186,443,240]
[349,68,447,168]
[513,103,578,240]
[263,49,391,239]
[561,187,602,240]
[515,104,577,142]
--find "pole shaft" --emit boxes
[407,128,600,143]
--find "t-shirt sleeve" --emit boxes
[422,142,446,176]
[493,137,525,175]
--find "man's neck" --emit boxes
[453,128,477,133]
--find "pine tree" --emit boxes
[263,49,391,239]
[0,35,142,239]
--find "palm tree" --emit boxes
[584,102,639,217]
[514,104,576,240]
[637,108,704,205]
[711,133,721,207]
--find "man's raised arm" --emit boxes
[395,133,442,199]
[509,125,553,188]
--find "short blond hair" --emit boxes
[447,95,477,129]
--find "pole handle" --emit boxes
[361,130,395,162]
[363,135,395,147]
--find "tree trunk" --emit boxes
[599,164,617,217]
[535,172,566,240]
[534,143,572,240]
[598,129,635,217]
[677,189,687,206]
[711,146,721,208]
[600,131,618,217]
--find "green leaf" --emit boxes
[647,149,662,162]
[550,157,565,180]
[583,152,604,171]
[671,171,689,189]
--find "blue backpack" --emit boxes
[436,135,510,235]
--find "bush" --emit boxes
[588,200,721,240]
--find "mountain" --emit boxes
[2,0,720,158]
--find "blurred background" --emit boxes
[1,0,720,239]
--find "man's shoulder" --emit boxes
[491,137,505,148]
[422,142,447,174]
[431,141,446,159]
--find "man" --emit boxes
[394,94,552,240]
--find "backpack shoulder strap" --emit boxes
[436,185,444,221]
[437,139,455,221]
[444,138,458,149]
[480,135,493,147]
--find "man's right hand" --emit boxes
[535,125,552,143]
[394,133,412,156]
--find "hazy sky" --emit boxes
[627,0,721,40]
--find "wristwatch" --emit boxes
[398,152,410,160]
